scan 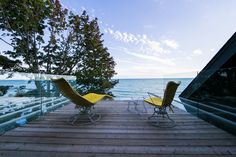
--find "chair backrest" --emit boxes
[162,81,181,107]
[52,78,93,107]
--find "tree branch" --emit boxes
[0,37,14,48]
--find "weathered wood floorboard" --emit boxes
[0,100,235,156]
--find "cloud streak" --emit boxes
[193,49,203,55]
[110,47,175,66]
[126,50,175,66]
[104,28,179,56]
[162,40,179,49]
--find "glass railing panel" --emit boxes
[39,74,76,114]
[0,71,76,133]
[0,72,40,132]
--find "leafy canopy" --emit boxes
[0,0,118,95]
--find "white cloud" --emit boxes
[210,48,215,52]
[126,51,175,66]
[146,40,169,54]
[111,47,175,66]
[115,59,141,65]
[185,49,203,61]
[104,28,182,77]
[81,6,86,11]
[193,49,203,55]
[186,56,192,60]
[162,40,179,49]
[105,28,138,43]
[104,28,172,54]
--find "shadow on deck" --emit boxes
[0,100,235,157]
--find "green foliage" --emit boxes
[0,0,52,73]
[0,0,118,95]
[45,10,84,75]
[43,0,69,74]
[0,85,12,96]
[0,55,21,70]
[76,12,118,95]
[44,2,85,75]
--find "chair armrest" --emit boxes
[147,92,161,98]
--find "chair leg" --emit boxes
[128,99,147,115]
[87,107,101,123]
[148,107,160,119]
[69,106,101,125]
[148,107,176,127]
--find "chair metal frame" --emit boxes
[144,81,181,127]
[52,78,111,125]
[68,106,101,125]
[127,97,147,116]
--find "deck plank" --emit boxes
[0,100,235,157]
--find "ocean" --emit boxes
[0,78,193,100]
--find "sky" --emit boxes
[59,0,236,78]
[1,0,236,79]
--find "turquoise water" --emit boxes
[0,80,37,97]
[0,78,193,99]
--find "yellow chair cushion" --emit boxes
[83,93,112,104]
[144,97,163,107]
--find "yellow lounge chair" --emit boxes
[144,81,181,127]
[52,78,112,124]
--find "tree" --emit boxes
[0,0,52,73]
[0,0,118,96]
[0,0,53,95]
[43,0,84,96]
[0,55,21,70]
[43,0,67,74]
[76,12,118,95]
[50,11,85,75]
[44,0,85,75]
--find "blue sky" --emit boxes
[60,0,236,78]
[1,0,235,78]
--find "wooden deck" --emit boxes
[0,100,235,157]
